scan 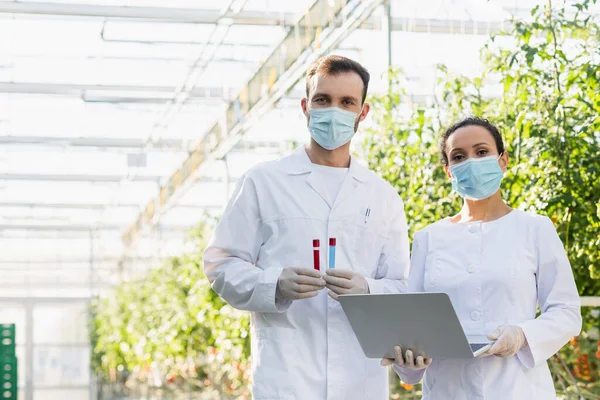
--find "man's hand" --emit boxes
[324,269,369,301]
[276,267,326,300]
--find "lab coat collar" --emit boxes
[285,146,370,183]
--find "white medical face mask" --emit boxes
[308,107,361,150]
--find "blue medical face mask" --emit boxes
[448,155,504,200]
[308,107,361,150]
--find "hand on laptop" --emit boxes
[380,346,433,370]
[324,269,369,300]
[486,325,526,357]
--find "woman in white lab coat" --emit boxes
[383,117,582,399]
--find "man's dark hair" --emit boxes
[305,55,370,104]
[439,117,505,166]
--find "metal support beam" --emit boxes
[383,1,392,95]
[100,32,274,49]
[0,173,161,183]
[0,257,157,264]
[0,223,207,233]
[0,201,209,210]
[384,1,392,69]
[0,81,234,98]
[123,0,385,245]
[0,135,189,150]
[0,201,136,210]
[0,282,113,289]
[0,297,91,302]
[375,16,508,36]
[0,224,122,232]
[25,300,33,400]
[89,230,95,299]
[0,2,299,25]
[0,2,534,33]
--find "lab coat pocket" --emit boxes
[352,211,388,274]
[422,253,439,291]
[252,328,294,399]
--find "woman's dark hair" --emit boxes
[439,117,505,166]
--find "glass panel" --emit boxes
[1,182,114,204]
[0,150,163,175]
[33,303,89,345]
[243,0,314,13]
[102,20,216,43]
[33,346,90,387]
[223,25,285,46]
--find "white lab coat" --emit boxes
[394,209,582,400]
[204,147,410,400]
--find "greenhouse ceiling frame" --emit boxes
[0,2,522,36]
[0,0,534,242]
[121,0,386,247]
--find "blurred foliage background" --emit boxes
[90,0,599,398]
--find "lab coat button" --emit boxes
[468,225,479,233]
[470,311,481,321]
[467,264,476,273]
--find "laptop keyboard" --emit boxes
[470,343,489,352]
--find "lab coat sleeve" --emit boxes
[203,172,292,314]
[516,216,582,368]
[391,230,428,384]
[364,194,410,295]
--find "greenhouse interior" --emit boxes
[0,0,599,399]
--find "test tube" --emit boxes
[313,239,320,271]
[329,238,336,269]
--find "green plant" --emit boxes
[90,222,251,399]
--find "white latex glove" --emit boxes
[324,269,369,301]
[381,346,433,370]
[276,267,326,300]
[486,325,526,357]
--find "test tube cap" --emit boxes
[329,238,336,246]
[313,239,320,247]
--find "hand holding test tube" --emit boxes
[324,269,370,300]
[276,267,326,300]
[321,237,369,300]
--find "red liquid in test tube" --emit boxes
[313,239,320,271]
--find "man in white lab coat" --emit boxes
[203,55,410,400]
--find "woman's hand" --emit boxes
[381,346,433,370]
[486,325,526,357]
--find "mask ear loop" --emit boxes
[355,105,365,123]
[497,152,507,177]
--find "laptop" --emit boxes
[338,293,494,359]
